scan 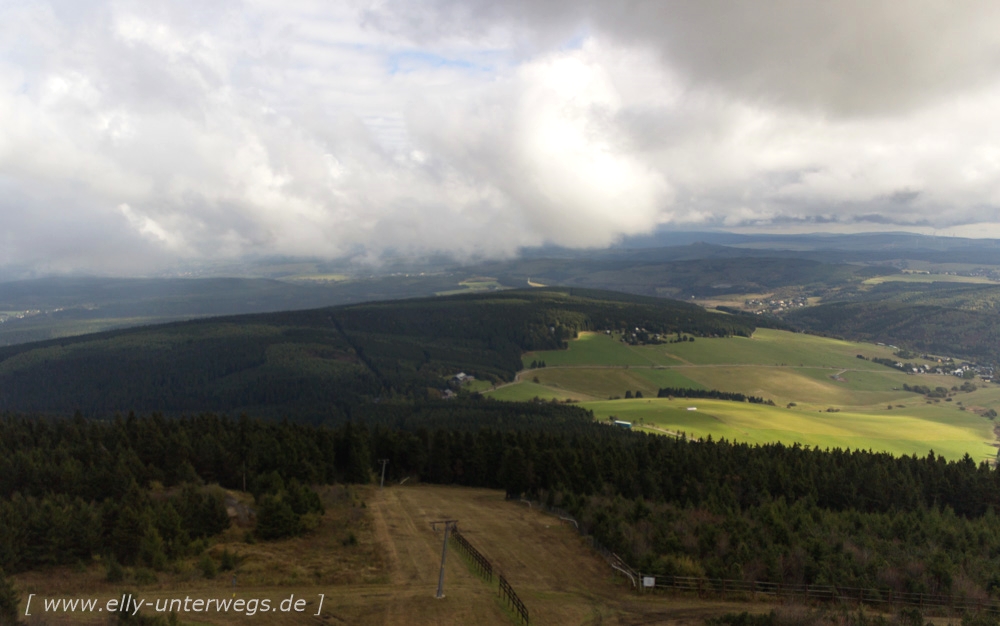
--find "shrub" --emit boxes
[198,554,217,579]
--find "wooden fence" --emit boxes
[451,529,494,582]
[450,527,528,625]
[652,575,999,614]
[512,497,1000,617]
[499,572,530,625]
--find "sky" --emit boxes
[3,0,1000,277]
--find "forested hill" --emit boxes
[0,288,757,419]
[786,295,1000,363]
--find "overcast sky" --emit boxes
[4,0,1000,276]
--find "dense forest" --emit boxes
[7,404,1000,602]
[0,289,758,418]
[787,300,1000,363]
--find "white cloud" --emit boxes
[3,0,1000,276]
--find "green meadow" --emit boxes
[586,398,996,462]
[521,331,682,367]
[487,380,586,402]
[490,329,1000,460]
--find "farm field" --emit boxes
[12,483,763,625]
[526,329,914,369]
[491,329,1000,460]
[587,398,996,462]
[863,274,999,285]
[521,330,683,367]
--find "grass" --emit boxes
[863,274,999,285]
[522,367,702,400]
[491,328,1000,460]
[522,332,682,368]
[11,484,389,625]
[3,479,805,625]
[435,278,505,296]
[587,398,996,461]
[487,381,587,402]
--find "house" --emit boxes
[614,420,632,429]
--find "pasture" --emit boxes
[493,329,1000,460]
[863,273,999,285]
[587,398,996,462]
[521,331,681,367]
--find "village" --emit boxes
[744,296,809,314]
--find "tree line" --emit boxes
[8,399,1000,598]
[656,387,773,404]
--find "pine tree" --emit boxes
[0,567,17,626]
[255,495,300,540]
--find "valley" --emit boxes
[490,330,999,461]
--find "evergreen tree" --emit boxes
[255,495,301,540]
[499,446,532,499]
[341,423,371,484]
[0,567,17,626]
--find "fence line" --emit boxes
[511,496,999,615]
[451,529,494,582]
[651,575,999,614]
[514,496,639,589]
[450,526,529,625]
[499,573,530,626]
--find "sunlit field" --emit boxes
[491,329,1000,460]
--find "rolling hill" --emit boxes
[0,288,757,419]
[489,329,1000,461]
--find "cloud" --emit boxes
[3,0,1000,277]
[375,0,1000,117]
[407,42,672,248]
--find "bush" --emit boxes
[198,554,217,579]
[650,554,705,578]
[105,556,125,583]
[134,567,158,585]
[220,548,238,572]
[255,495,301,540]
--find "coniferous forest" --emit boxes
[5,403,1000,601]
[0,288,756,419]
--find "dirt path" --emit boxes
[354,486,505,626]
[369,485,777,626]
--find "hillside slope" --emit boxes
[0,288,758,418]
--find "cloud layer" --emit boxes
[3,0,1000,275]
